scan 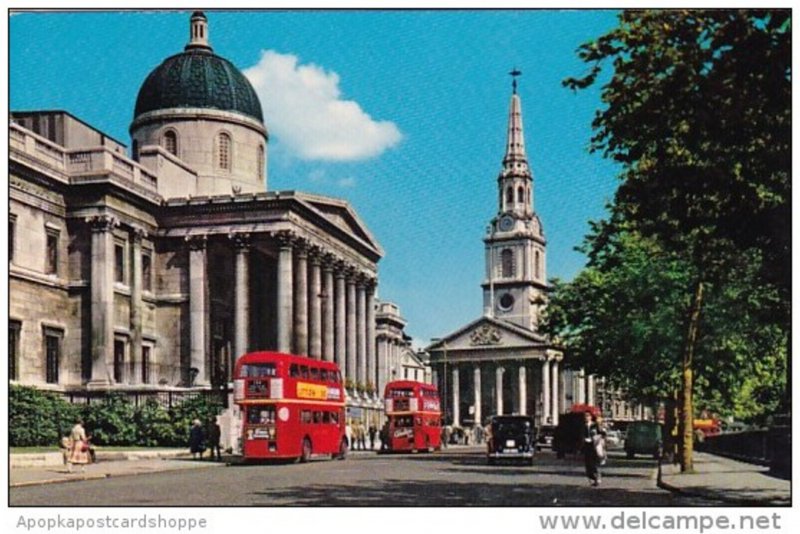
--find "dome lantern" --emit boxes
[186,11,211,52]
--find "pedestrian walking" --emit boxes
[66,419,90,473]
[207,418,222,461]
[357,422,367,451]
[368,424,377,450]
[582,411,606,486]
[380,421,390,451]
[345,421,353,449]
[189,419,205,460]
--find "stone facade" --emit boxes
[8,13,385,407]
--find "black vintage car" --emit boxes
[487,415,535,465]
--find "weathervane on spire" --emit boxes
[509,68,522,94]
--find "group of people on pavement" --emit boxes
[345,420,378,450]
[189,419,223,460]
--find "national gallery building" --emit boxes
[8,12,409,418]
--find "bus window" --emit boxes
[331,411,339,425]
[300,365,309,379]
[242,363,276,377]
[320,369,329,381]
[310,367,320,380]
[301,410,312,424]
[335,371,342,383]
[290,364,300,378]
[247,406,275,424]
[313,411,322,424]
[322,411,331,424]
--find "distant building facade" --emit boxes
[8,12,386,415]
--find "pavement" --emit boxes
[658,451,790,506]
[8,446,387,488]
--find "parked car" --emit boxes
[487,415,535,465]
[536,424,556,451]
[625,421,662,459]
[605,429,623,449]
[553,412,585,458]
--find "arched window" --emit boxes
[506,186,514,205]
[257,144,265,180]
[162,130,177,156]
[517,186,525,204]
[132,139,139,161]
[501,248,515,278]
[218,132,231,170]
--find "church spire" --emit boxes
[502,68,530,176]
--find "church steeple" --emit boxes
[497,69,533,217]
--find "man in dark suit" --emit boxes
[582,411,606,486]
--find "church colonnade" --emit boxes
[434,357,561,427]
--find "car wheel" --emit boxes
[300,438,312,463]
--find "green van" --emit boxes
[625,421,662,459]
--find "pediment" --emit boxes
[427,316,546,352]
[296,193,383,255]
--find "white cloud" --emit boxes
[244,50,402,162]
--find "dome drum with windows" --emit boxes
[129,11,268,196]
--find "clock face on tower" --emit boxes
[499,215,514,232]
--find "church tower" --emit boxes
[482,71,547,330]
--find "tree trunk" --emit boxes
[680,279,704,472]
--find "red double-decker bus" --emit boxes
[233,352,347,462]
[383,380,442,453]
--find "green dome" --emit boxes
[134,49,263,123]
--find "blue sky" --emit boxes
[10,9,621,346]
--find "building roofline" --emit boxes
[11,109,128,148]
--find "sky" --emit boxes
[9,9,622,346]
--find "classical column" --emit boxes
[308,247,322,358]
[551,359,560,425]
[587,374,596,405]
[518,364,527,416]
[376,335,387,396]
[129,225,146,385]
[275,231,294,353]
[187,234,209,386]
[473,366,482,426]
[87,215,118,386]
[321,256,335,362]
[541,359,550,425]
[345,268,357,385]
[293,239,309,355]
[576,369,586,404]
[495,366,504,415]
[366,279,376,391]
[451,366,460,426]
[334,264,347,378]
[231,232,251,360]
[356,275,367,387]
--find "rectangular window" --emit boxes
[45,229,59,275]
[115,243,125,284]
[142,251,152,292]
[10,320,21,381]
[9,214,16,263]
[114,339,126,383]
[44,327,63,384]
[141,346,151,384]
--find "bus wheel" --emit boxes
[300,438,312,463]
[336,438,348,460]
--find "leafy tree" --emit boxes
[563,9,790,471]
